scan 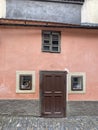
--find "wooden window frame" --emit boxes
[16,71,35,93]
[67,72,86,93]
[42,31,61,53]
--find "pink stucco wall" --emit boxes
[0,27,98,101]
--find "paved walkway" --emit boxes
[0,115,98,130]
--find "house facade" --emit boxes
[0,0,98,117]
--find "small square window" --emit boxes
[68,72,86,93]
[42,31,61,53]
[19,75,32,90]
[71,76,83,91]
[16,71,35,93]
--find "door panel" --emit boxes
[54,96,62,114]
[44,96,53,114]
[40,71,67,117]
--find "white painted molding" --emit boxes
[67,72,86,94]
[16,71,35,93]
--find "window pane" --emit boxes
[43,46,50,51]
[44,34,50,39]
[52,47,58,52]
[44,40,50,44]
[52,35,58,41]
[19,75,32,90]
[71,76,83,91]
[52,41,58,45]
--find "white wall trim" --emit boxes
[67,72,86,94]
[0,0,6,18]
[16,71,35,93]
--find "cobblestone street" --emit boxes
[0,116,98,130]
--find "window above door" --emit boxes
[42,31,61,53]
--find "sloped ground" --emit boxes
[0,115,98,130]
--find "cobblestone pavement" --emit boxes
[0,115,98,130]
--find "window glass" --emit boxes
[71,76,83,91]
[42,31,60,53]
[19,75,32,90]
[16,71,35,93]
[68,72,86,93]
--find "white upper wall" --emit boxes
[81,0,98,24]
[0,0,6,18]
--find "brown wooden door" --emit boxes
[40,71,67,117]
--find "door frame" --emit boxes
[40,70,67,117]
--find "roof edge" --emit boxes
[0,18,98,30]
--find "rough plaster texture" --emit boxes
[0,27,98,100]
[0,100,98,116]
[0,100,40,116]
[6,0,82,24]
[67,101,98,116]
